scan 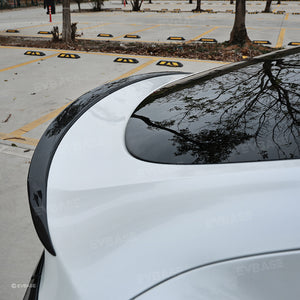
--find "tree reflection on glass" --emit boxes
[127,54,300,164]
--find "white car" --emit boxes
[24,47,300,300]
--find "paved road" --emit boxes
[1,1,300,47]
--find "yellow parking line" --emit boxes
[0,45,229,63]
[17,22,60,30]
[7,102,72,138]
[0,58,160,146]
[284,13,289,21]
[111,24,161,40]
[276,28,286,48]
[0,22,60,33]
[0,52,58,73]
[78,22,111,31]
[0,33,53,38]
[186,26,219,44]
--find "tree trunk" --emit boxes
[263,0,272,12]
[229,0,250,45]
[193,0,202,11]
[189,0,192,4]
[230,0,234,4]
[131,0,142,11]
[77,0,81,12]
[62,0,71,43]
[277,0,281,4]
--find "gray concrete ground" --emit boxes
[0,2,299,299]
[0,1,300,47]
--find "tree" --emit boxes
[75,0,81,12]
[192,0,204,12]
[263,0,272,13]
[230,0,234,4]
[92,0,104,11]
[130,0,143,11]
[62,0,71,43]
[229,0,250,45]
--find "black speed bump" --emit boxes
[124,34,141,39]
[288,42,300,46]
[38,31,52,34]
[253,40,271,45]
[157,60,183,67]
[114,57,139,64]
[6,29,19,33]
[97,33,113,37]
[199,38,217,43]
[24,51,46,56]
[58,53,80,59]
[167,36,185,41]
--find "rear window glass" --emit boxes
[125,52,300,164]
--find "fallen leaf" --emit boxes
[2,113,12,123]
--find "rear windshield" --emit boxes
[125,52,300,164]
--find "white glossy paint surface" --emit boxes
[38,73,300,300]
[136,251,300,300]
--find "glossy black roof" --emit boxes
[126,47,300,164]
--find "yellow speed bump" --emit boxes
[288,42,300,46]
[58,53,80,59]
[157,60,183,68]
[97,33,113,37]
[24,50,46,56]
[275,10,286,14]
[38,31,52,34]
[226,10,234,13]
[167,36,185,41]
[124,34,141,39]
[199,38,217,43]
[114,57,139,64]
[6,29,19,33]
[253,40,271,45]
